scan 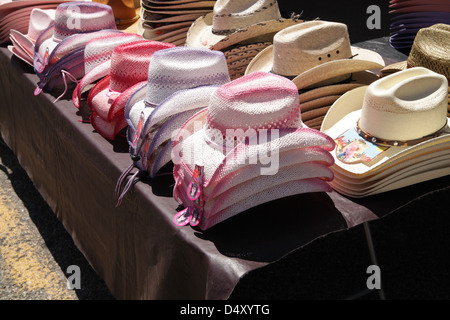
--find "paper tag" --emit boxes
[335,128,389,164]
[132,112,145,149]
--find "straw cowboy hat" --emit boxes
[71,32,143,110]
[86,40,175,140]
[245,20,385,90]
[114,47,231,205]
[185,0,303,51]
[381,23,450,116]
[381,24,450,78]
[320,67,450,197]
[92,0,139,25]
[244,20,385,128]
[33,1,120,95]
[8,8,56,65]
[171,71,336,229]
[0,2,62,43]
[136,0,215,45]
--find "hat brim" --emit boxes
[185,12,304,51]
[8,43,33,65]
[320,86,450,178]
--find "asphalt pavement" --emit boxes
[0,137,115,300]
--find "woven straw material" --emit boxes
[320,68,450,180]
[143,47,230,106]
[175,145,335,200]
[83,33,142,73]
[175,176,332,230]
[173,72,336,187]
[87,41,175,140]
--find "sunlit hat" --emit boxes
[171,71,336,229]
[33,1,119,94]
[185,0,303,51]
[86,40,175,140]
[72,32,143,109]
[7,8,55,65]
[245,20,385,90]
[320,67,450,197]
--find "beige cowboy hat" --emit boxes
[381,23,450,78]
[185,0,303,51]
[245,20,385,91]
[320,67,450,197]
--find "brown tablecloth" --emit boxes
[0,38,448,299]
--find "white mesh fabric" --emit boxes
[144,47,230,105]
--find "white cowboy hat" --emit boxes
[320,67,450,197]
[185,0,303,51]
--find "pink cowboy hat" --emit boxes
[171,71,336,229]
[87,40,175,140]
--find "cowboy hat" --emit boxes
[86,40,175,140]
[185,0,303,51]
[33,1,120,94]
[114,46,231,206]
[320,67,450,197]
[71,32,143,109]
[245,20,385,89]
[123,47,231,172]
[171,71,336,229]
[8,8,56,65]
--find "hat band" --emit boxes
[356,120,448,147]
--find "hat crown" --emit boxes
[27,8,56,43]
[212,0,281,34]
[408,23,450,79]
[53,2,116,41]
[206,72,301,138]
[145,47,230,105]
[83,33,143,73]
[272,20,353,76]
[360,67,448,141]
[109,40,175,93]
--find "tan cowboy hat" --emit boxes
[381,23,450,78]
[320,67,450,197]
[245,20,385,90]
[185,0,303,51]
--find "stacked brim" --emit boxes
[389,0,450,50]
[137,0,215,46]
[0,0,68,43]
[320,86,450,198]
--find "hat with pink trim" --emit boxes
[171,71,336,229]
[86,40,175,140]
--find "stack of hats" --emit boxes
[245,20,386,130]
[388,0,450,51]
[33,1,121,97]
[137,0,215,46]
[71,32,144,111]
[8,7,56,65]
[320,67,450,198]
[381,23,450,117]
[92,0,140,31]
[0,0,69,43]
[114,46,231,205]
[172,71,336,230]
[185,0,304,80]
[86,40,175,140]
